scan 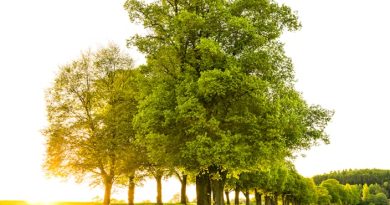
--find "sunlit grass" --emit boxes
[0,201,103,205]
[27,202,102,205]
[28,202,54,205]
[0,201,194,205]
[0,200,29,205]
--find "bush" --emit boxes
[366,193,388,205]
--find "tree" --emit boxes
[369,183,385,195]
[101,56,143,205]
[362,183,370,202]
[342,184,360,205]
[125,1,332,205]
[283,171,317,205]
[298,178,318,205]
[316,186,331,205]
[313,169,390,185]
[366,193,389,205]
[173,168,189,205]
[44,44,136,205]
[320,179,345,204]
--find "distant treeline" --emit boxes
[313,169,390,185]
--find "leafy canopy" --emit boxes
[44,44,137,185]
[126,0,332,175]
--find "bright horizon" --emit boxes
[2,0,390,203]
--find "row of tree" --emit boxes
[225,162,318,205]
[312,169,390,205]
[43,1,333,205]
[315,179,389,205]
[214,171,390,205]
[313,169,390,186]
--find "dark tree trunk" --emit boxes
[265,195,272,205]
[103,176,113,205]
[225,190,231,205]
[292,197,297,205]
[128,174,135,205]
[255,189,262,205]
[196,172,211,205]
[181,174,187,204]
[281,195,287,205]
[273,193,278,205]
[234,187,240,205]
[212,182,216,204]
[244,189,250,205]
[211,178,225,205]
[156,173,163,205]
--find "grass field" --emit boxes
[0,201,127,205]
[0,201,192,205]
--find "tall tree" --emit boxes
[173,168,189,205]
[44,44,136,205]
[125,1,332,205]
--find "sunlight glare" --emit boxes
[27,201,55,205]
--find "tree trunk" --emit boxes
[103,176,113,205]
[196,172,211,205]
[225,190,231,205]
[181,174,187,204]
[291,198,296,205]
[234,187,240,205]
[128,174,135,205]
[244,189,250,205]
[281,195,287,205]
[156,174,163,205]
[255,189,262,205]
[273,193,278,205]
[211,178,225,205]
[265,195,272,205]
[292,198,296,205]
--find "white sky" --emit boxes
[1,0,390,202]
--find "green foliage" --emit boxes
[314,169,390,205]
[362,184,370,201]
[369,183,386,195]
[291,177,318,205]
[126,0,333,178]
[316,179,390,205]
[320,179,346,204]
[41,0,335,203]
[44,44,136,181]
[287,174,318,205]
[313,169,390,185]
[366,193,389,205]
[316,186,331,205]
[344,184,360,205]
[44,44,139,205]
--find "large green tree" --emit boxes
[44,45,137,205]
[125,1,332,205]
[320,179,346,204]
